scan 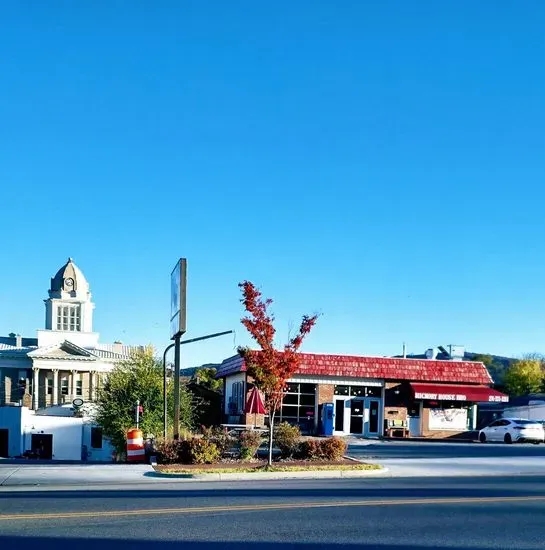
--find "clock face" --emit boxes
[65,278,74,287]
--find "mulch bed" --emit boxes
[156,458,357,472]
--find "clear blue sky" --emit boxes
[1,2,544,367]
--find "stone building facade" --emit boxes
[0,258,140,411]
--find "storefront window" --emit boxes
[279,383,316,432]
[334,385,382,397]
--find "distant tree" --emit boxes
[94,347,195,455]
[192,367,222,392]
[472,354,509,386]
[237,281,318,466]
[503,354,544,397]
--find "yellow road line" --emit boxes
[1,495,545,522]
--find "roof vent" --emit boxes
[448,345,465,361]
[425,348,438,360]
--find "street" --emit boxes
[1,476,545,549]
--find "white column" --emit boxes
[52,369,59,406]
[70,370,76,399]
[32,368,39,410]
[90,371,99,401]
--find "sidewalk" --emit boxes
[3,454,545,488]
[374,456,545,478]
[0,463,160,487]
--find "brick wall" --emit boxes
[420,403,470,438]
[318,384,334,404]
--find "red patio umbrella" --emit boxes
[245,386,266,427]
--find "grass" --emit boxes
[156,463,382,475]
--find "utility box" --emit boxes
[321,403,334,436]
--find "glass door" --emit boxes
[349,399,364,434]
[365,399,381,436]
[334,398,346,433]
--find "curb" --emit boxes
[149,467,388,482]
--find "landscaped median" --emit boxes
[151,460,385,481]
[150,424,386,481]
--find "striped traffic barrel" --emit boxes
[126,428,145,462]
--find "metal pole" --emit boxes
[136,399,140,429]
[173,334,182,439]
[162,342,175,439]
[163,330,234,440]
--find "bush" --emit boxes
[239,430,263,461]
[187,438,220,464]
[297,437,347,461]
[274,422,302,458]
[201,426,236,457]
[297,439,321,460]
[155,439,179,464]
[319,437,347,461]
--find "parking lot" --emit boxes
[347,438,545,460]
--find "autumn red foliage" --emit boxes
[237,281,318,465]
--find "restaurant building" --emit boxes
[216,352,508,439]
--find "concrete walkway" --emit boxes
[0,463,159,487]
[2,453,545,487]
[372,456,545,478]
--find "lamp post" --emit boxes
[162,330,233,439]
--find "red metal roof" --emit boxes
[216,352,493,385]
[410,383,508,403]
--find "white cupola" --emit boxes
[43,258,95,334]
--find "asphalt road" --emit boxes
[347,439,545,459]
[1,476,545,549]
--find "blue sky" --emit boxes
[1,2,544,367]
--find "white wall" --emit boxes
[82,423,115,462]
[23,414,84,460]
[503,404,545,422]
[0,407,24,456]
[37,329,99,349]
[224,373,246,414]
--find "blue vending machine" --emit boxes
[321,403,334,436]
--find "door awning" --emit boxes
[410,383,509,403]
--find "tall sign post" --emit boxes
[170,258,187,439]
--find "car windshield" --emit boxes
[514,420,541,426]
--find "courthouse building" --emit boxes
[0,258,140,459]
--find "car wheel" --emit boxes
[533,441,541,445]
[479,432,486,443]
[504,433,513,444]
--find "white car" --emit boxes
[479,418,545,444]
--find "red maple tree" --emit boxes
[238,281,318,465]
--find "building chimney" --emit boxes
[16,334,22,347]
[402,342,407,359]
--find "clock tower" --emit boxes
[43,258,95,337]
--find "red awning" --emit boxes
[410,383,509,403]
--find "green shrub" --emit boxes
[188,438,220,464]
[274,422,302,458]
[319,437,347,461]
[201,426,236,456]
[239,430,263,461]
